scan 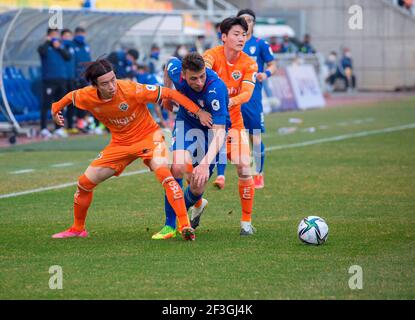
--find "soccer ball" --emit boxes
[298,216,329,245]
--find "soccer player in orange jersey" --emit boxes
[201,17,258,235]
[50,59,213,241]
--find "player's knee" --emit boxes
[77,174,97,192]
[171,163,186,179]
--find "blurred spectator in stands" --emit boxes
[215,22,222,45]
[280,34,298,54]
[398,0,414,13]
[299,34,316,54]
[148,44,161,74]
[73,26,99,134]
[107,48,139,79]
[325,51,338,92]
[37,28,71,139]
[173,44,189,61]
[190,35,211,55]
[61,29,77,133]
[339,48,356,92]
[82,0,96,9]
[269,36,281,53]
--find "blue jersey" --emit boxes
[167,57,230,131]
[243,36,274,100]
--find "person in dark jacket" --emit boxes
[107,48,139,79]
[61,29,77,131]
[37,28,71,138]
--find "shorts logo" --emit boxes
[146,85,157,91]
[119,102,129,111]
[211,99,220,111]
[231,70,242,81]
[95,152,103,160]
[249,46,256,55]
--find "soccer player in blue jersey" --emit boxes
[152,52,230,239]
[213,9,277,190]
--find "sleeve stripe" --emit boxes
[242,80,256,86]
[156,86,162,103]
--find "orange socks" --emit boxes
[72,174,97,231]
[238,177,255,222]
[155,167,190,229]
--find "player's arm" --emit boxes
[51,91,77,126]
[228,62,258,108]
[192,124,226,188]
[203,51,215,69]
[257,41,277,82]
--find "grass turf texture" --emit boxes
[0,99,414,299]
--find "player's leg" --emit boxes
[213,142,227,189]
[52,165,115,238]
[229,128,256,235]
[147,136,194,241]
[152,150,191,239]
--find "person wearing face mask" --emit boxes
[325,51,338,92]
[61,29,76,133]
[339,48,356,92]
[174,45,189,61]
[148,44,161,75]
[73,27,95,133]
[107,48,139,79]
[37,28,72,139]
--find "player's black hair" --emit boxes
[181,52,205,72]
[84,59,114,85]
[236,8,256,22]
[219,16,248,35]
[75,26,86,33]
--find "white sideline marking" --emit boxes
[1,123,415,200]
[51,162,74,168]
[9,169,35,174]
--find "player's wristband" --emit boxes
[265,70,272,78]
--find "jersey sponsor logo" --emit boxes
[227,87,240,96]
[146,85,157,91]
[249,46,256,55]
[136,84,143,94]
[231,70,242,81]
[119,102,129,111]
[108,111,137,127]
[211,99,220,111]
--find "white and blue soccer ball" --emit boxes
[298,216,329,245]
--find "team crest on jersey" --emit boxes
[119,102,129,111]
[211,99,220,111]
[198,99,205,108]
[146,85,157,91]
[252,72,257,82]
[249,46,256,55]
[231,70,242,81]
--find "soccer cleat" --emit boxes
[151,225,177,240]
[213,175,225,190]
[40,128,52,139]
[190,198,208,229]
[240,222,257,236]
[52,227,88,239]
[254,175,264,189]
[181,226,196,241]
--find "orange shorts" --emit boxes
[90,130,167,176]
[226,127,251,167]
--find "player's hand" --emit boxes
[192,163,210,189]
[256,72,267,82]
[52,111,64,126]
[197,110,212,128]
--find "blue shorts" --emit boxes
[241,99,265,134]
[171,119,218,175]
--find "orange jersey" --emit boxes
[52,80,201,145]
[203,45,257,129]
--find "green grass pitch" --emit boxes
[0,98,414,299]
